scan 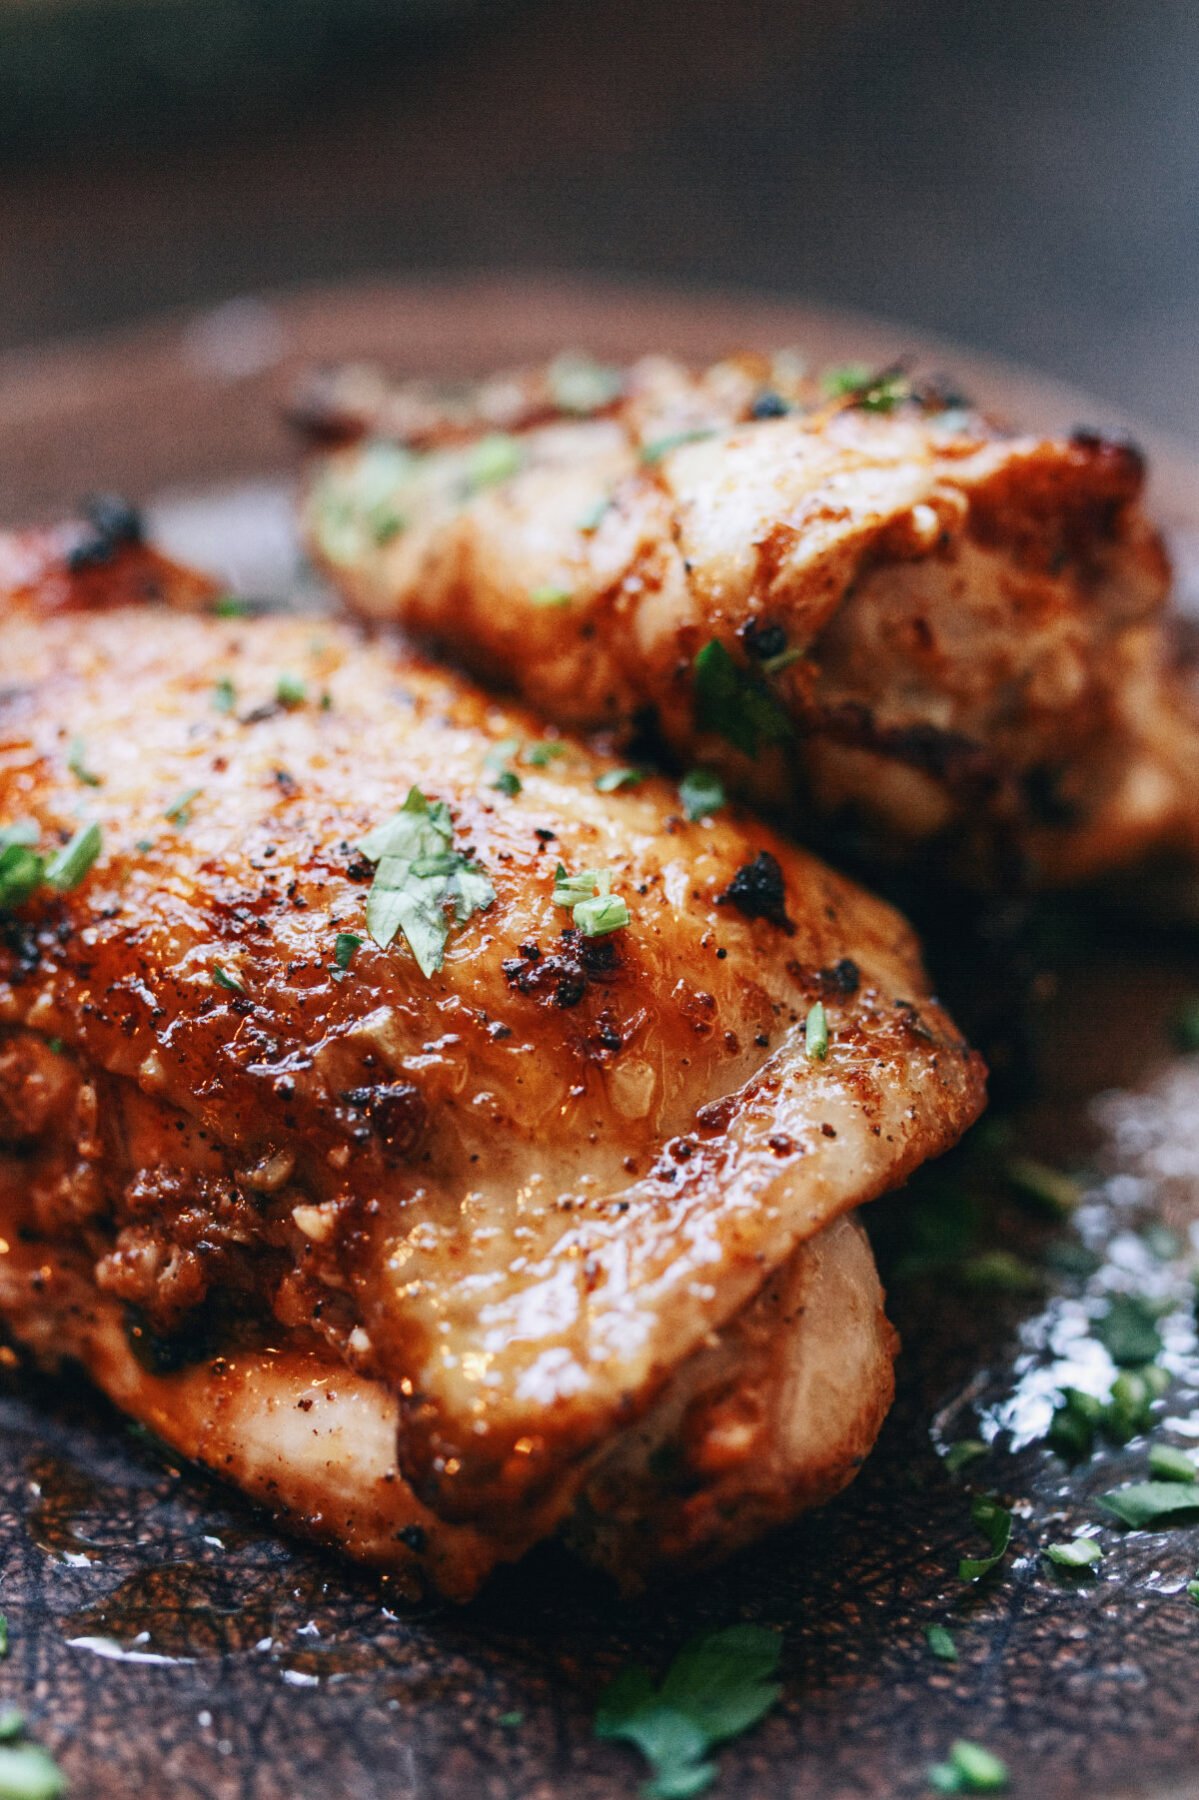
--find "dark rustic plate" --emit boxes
[2,278,1199,1800]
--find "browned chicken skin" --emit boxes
[298,352,1197,888]
[0,516,982,1595]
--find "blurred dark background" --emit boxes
[1,0,1195,441]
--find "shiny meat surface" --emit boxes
[298,352,1194,887]
[0,527,981,1586]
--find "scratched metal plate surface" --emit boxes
[2,280,1199,1800]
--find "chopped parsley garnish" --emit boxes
[0,1710,22,1741]
[358,787,495,978]
[1044,1536,1102,1570]
[1147,1443,1196,1483]
[823,365,911,413]
[212,676,237,715]
[1093,1292,1169,1367]
[925,1624,957,1661]
[1048,1386,1106,1458]
[1100,1481,1199,1528]
[679,769,725,821]
[594,767,644,793]
[0,1741,66,1800]
[547,352,622,416]
[484,738,522,796]
[213,594,251,618]
[595,1624,782,1799]
[44,822,102,892]
[370,508,406,546]
[927,1740,1008,1794]
[332,932,362,971]
[804,1000,830,1062]
[577,495,612,533]
[497,1710,524,1730]
[1188,1578,1199,1606]
[67,735,101,787]
[693,640,791,756]
[164,787,202,828]
[529,584,573,609]
[0,828,45,910]
[492,769,522,797]
[958,1494,1011,1581]
[523,739,566,768]
[0,1613,7,1657]
[212,961,246,995]
[1004,1156,1080,1217]
[276,673,307,708]
[639,427,716,466]
[944,1438,988,1476]
[467,433,523,491]
[553,864,630,937]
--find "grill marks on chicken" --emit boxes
[298,352,1196,887]
[0,530,983,1592]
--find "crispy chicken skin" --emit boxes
[0,520,981,1593]
[298,352,1195,887]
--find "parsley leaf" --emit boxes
[679,770,725,821]
[67,735,101,787]
[823,365,911,413]
[926,1624,957,1661]
[276,673,307,708]
[927,1740,1008,1794]
[1099,1481,1199,1528]
[529,584,573,609]
[1093,1293,1169,1367]
[1043,1536,1102,1570]
[522,739,566,768]
[693,640,791,756]
[44,822,102,892]
[212,961,246,995]
[164,787,202,828]
[639,428,716,466]
[332,932,362,972]
[467,433,523,491]
[804,1000,830,1062]
[359,788,495,978]
[596,1625,782,1799]
[595,767,644,793]
[0,837,45,910]
[552,864,630,937]
[944,1439,988,1476]
[1148,1443,1196,1483]
[958,1494,1012,1581]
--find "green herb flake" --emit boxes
[944,1439,988,1476]
[693,640,791,756]
[164,787,203,828]
[467,433,523,491]
[958,1494,1012,1582]
[0,841,45,911]
[333,932,362,972]
[804,1001,829,1063]
[522,740,566,768]
[359,787,496,978]
[822,363,873,398]
[0,1742,66,1800]
[639,428,717,467]
[212,961,246,995]
[1005,1156,1081,1217]
[823,365,911,413]
[1105,1369,1162,1445]
[0,1614,7,1657]
[547,352,622,416]
[577,495,612,533]
[1148,1443,1197,1483]
[1048,1386,1104,1458]
[276,673,308,709]
[552,864,630,937]
[1044,1536,1102,1570]
[1187,1578,1199,1606]
[44,821,102,892]
[529,584,573,609]
[1100,1481,1199,1528]
[212,677,237,715]
[370,508,406,546]
[678,770,725,822]
[595,1624,782,1800]
[67,735,101,787]
[0,1709,23,1742]
[1093,1293,1169,1367]
[492,769,522,797]
[925,1624,957,1662]
[497,1710,524,1730]
[595,767,644,793]
[213,594,251,618]
[927,1739,1009,1794]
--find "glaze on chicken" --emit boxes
[298,352,1196,888]
[0,517,983,1594]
